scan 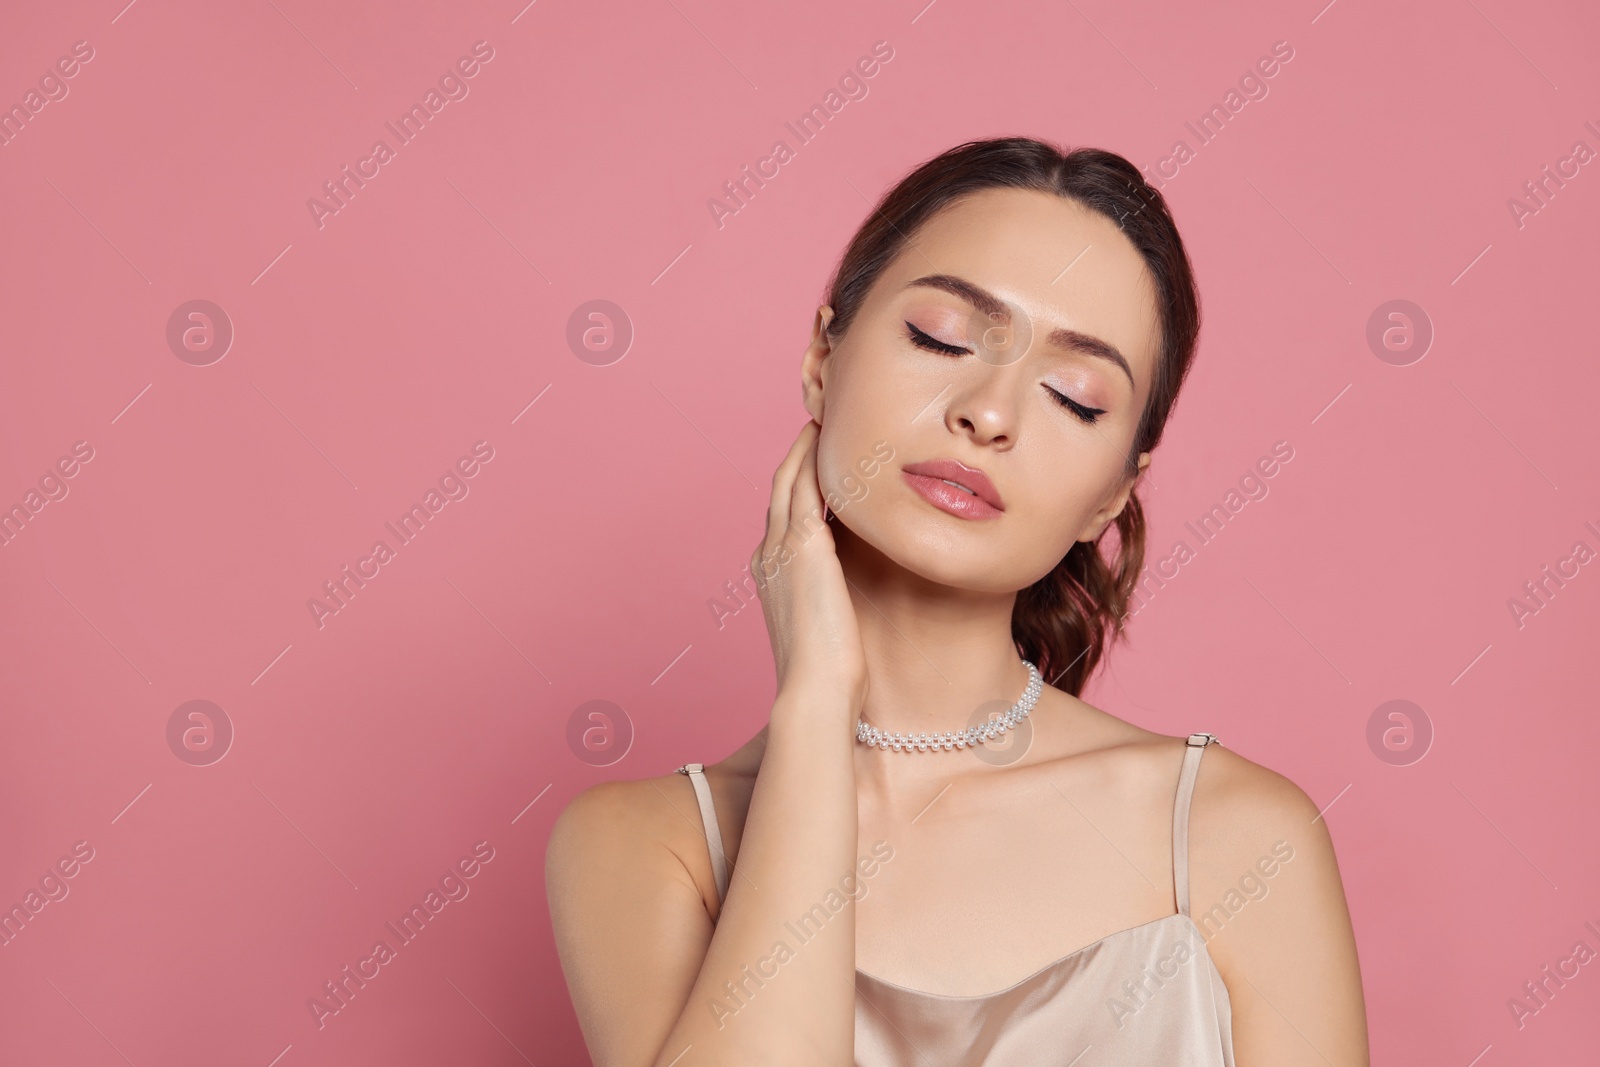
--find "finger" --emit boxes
[788,427,827,542]
[764,421,819,550]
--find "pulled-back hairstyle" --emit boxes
[821,137,1201,697]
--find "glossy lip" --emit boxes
[901,458,1004,518]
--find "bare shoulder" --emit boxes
[543,764,761,1066]
[1189,738,1325,843]
[1185,742,1370,1059]
[1029,688,1319,809]
[1033,692,1343,902]
[1025,688,1207,791]
[545,770,702,900]
[1039,684,1326,848]
[543,768,718,1066]
[1181,737,1341,918]
[546,744,763,924]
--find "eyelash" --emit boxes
[904,322,1107,426]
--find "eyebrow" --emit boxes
[904,274,1137,391]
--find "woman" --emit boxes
[546,137,1369,1066]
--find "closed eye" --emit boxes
[906,321,1107,426]
[1044,387,1106,425]
[905,321,968,355]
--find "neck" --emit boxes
[832,520,1033,751]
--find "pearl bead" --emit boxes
[852,662,1042,756]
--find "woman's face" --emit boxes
[803,186,1162,594]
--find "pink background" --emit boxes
[2,0,1598,1063]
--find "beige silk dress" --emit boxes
[675,732,1236,1066]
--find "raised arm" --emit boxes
[547,420,867,1066]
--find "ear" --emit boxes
[800,305,835,424]
[1077,452,1151,542]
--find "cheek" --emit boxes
[815,422,857,509]
[817,352,896,486]
[1020,500,1082,568]
[1019,471,1109,557]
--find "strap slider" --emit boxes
[677,762,704,774]
[1186,732,1219,747]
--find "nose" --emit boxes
[944,363,1021,448]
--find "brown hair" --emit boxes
[820,137,1201,697]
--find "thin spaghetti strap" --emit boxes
[676,762,729,907]
[1172,733,1220,918]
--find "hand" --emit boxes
[751,421,869,714]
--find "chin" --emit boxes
[833,498,1049,595]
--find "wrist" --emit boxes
[772,684,860,727]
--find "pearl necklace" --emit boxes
[855,661,1043,753]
